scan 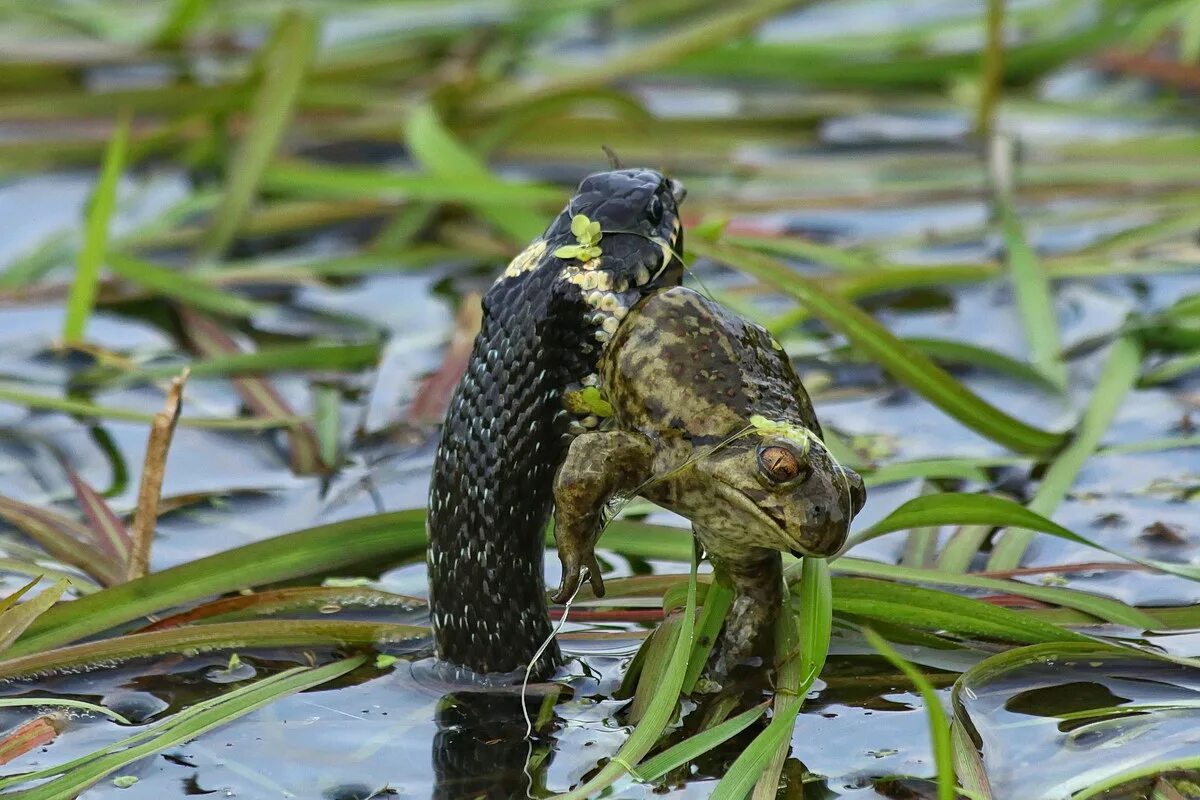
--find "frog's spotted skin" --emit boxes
[427,169,685,677]
[552,287,866,677]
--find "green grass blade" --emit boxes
[261,161,561,206]
[63,111,129,344]
[951,717,993,800]
[200,11,317,262]
[106,252,264,319]
[0,620,421,682]
[553,548,699,800]
[632,702,768,783]
[863,628,956,800]
[1000,203,1067,390]
[833,577,1090,645]
[0,496,124,586]
[64,467,131,568]
[404,104,544,243]
[752,557,832,799]
[477,0,830,113]
[9,510,426,657]
[833,557,1159,629]
[690,239,1065,456]
[178,308,325,473]
[937,523,993,573]
[711,558,831,800]
[0,580,68,654]
[82,342,380,385]
[314,384,340,468]
[987,336,1141,570]
[1142,350,1200,385]
[0,385,302,430]
[682,579,733,693]
[0,656,364,799]
[853,491,1200,583]
[0,698,129,724]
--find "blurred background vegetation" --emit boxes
[0,0,1198,798]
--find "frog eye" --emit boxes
[757,444,808,484]
[646,195,664,225]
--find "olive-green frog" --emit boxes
[551,286,866,676]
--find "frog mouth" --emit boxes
[712,480,843,558]
[711,480,807,552]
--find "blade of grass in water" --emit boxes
[832,557,1159,628]
[127,371,186,580]
[832,577,1091,645]
[63,110,129,344]
[553,547,699,800]
[200,11,316,262]
[0,385,302,430]
[81,342,381,385]
[690,238,1065,456]
[0,580,68,654]
[977,0,1006,140]
[753,557,831,799]
[1141,350,1200,384]
[863,628,956,800]
[0,620,422,682]
[0,656,365,799]
[0,496,123,586]
[475,0,813,113]
[178,308,325,473]
[682,579,732,694]
[710,558,830,800]
[1000,202,1067,390]
[854,491,1200,583]
[106,252,264,319]
[632,702,769,783]
[9,510,426,657]
[405,104,544,244]
[987,336,1141,570]
[63,468,131,572]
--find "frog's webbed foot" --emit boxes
[692,531,784,689]
[552,549,605,604]
[551,430,653,605]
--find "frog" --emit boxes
[550,286,866,678]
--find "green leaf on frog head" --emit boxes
[749,414,815,454]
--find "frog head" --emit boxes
[693,424,866,558]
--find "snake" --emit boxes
[427,168,687,676]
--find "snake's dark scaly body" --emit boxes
[428,169,686,676]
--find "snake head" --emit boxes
[552,549,605,604]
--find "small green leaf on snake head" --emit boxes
[570,214,590,240]
[554,244,602,262]
[568,214,603,247]
[375,654,398,669]
[113,776,139,789]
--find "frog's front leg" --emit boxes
[551,430,654,603]
[693,527,783,682]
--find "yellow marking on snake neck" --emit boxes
[500,239,548,280]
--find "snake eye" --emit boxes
[757,444,807,484]
[646,195,664,225]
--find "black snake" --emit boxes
[427,168,686,676]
